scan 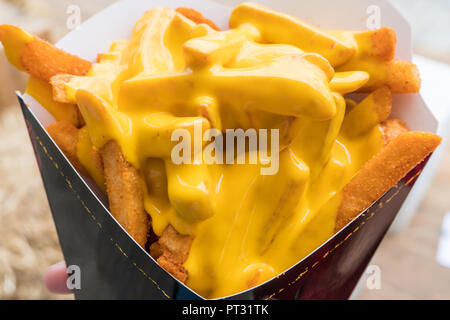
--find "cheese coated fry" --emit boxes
[46,120,85,173]
[47,122,148,246]
[335,131,441,231]
[50,74,77,104]
[331,27,397,61]
[27,77,84,128]
[46,121,104,188]
[229,3,355,67]
[176,7,221,31]
[339,59,421,93]
[341,86,392,137]
[0,25,91,82]
[329,71,369,94]
[333,26,420,93]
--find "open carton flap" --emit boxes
[16,0,440,300]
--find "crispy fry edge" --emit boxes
[27,9,431,285]
[387,60,421,94]
[47,124,149,248]
[381,118,410,144]
[46,120,102,177]
[49,74,76,104]
[150,225,193,283]
[369,27,397,61]
[21,37,92,82]
[100,141,150,248]
[46,120,87,174]
[335,130,441,232]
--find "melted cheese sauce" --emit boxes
[24,7,386,298]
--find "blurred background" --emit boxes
[0,0,449,300]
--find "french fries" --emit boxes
[1,4,442,296]
[46,120,85,173]
[0,25,91,82]
[335,131,441,231]
[359,27,397,61]
[381,118,410,144]
[176,7,221,31]
[46,121,104,188]
[386,59,422,94]
[48,122,150,249]
[341,86,392,137]
[0,25,89,127]
[229,2,355,67]
[21,38,91,82]
[101,141,150,248]
[331,27,397,62]
[150,225,193,283]
[334,27,421,93]
[27,76,84,128]
[49,74,77,104]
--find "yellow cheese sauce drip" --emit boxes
[26,7,387,298]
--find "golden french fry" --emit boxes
[46,120,84,172]
[333,26,420,93]
[365,27,397,61]
[335,131,441,231]
[341,86,392,137]
[48,125,148,248]
[386,59,421,94]
[229,2,355,67]
[381,118,410,144]
[46,121,105,188]
[331,27,397,61]
[150,225,193,283]
[1,25,89,128]
[22,38,92,82]
[0,24,34,70]
[49,74,77,104]
[0,25,92,82]
[26,77,84,128]
[101,140,150,247]
[77,126,105,189]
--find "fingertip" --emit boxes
[44,261,73,295]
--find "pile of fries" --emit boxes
[0,3,441,298]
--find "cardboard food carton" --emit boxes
[16,0,438,299]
